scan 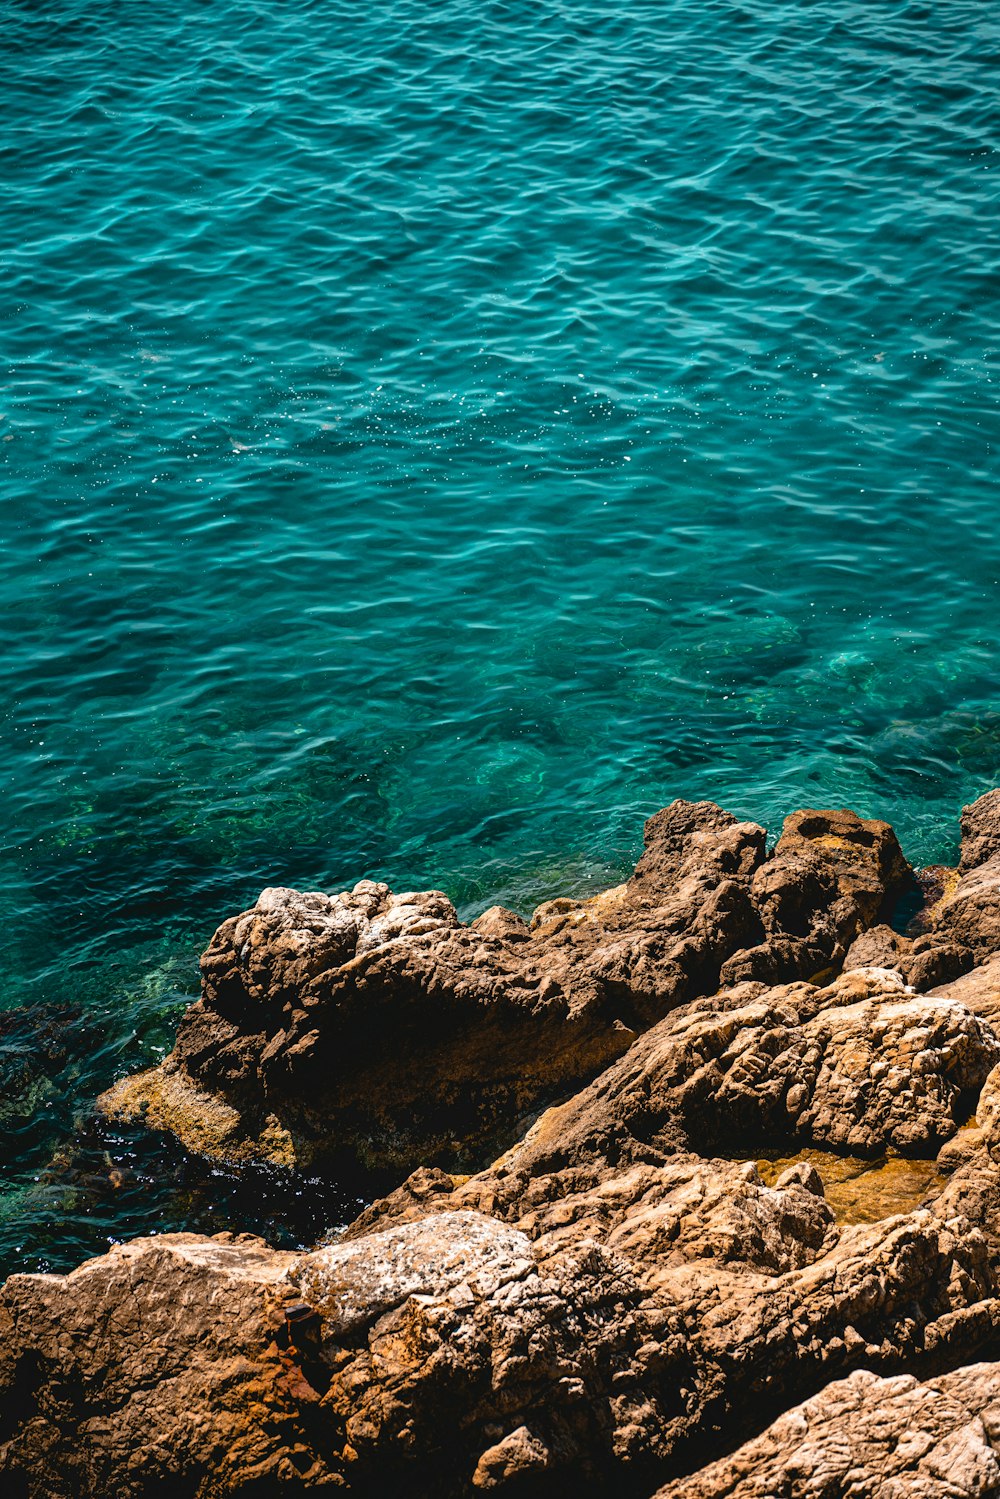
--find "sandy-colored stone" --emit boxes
[98,1062,299,1168]
[655,1363,1000,1498]
[719,806,914,987]
[4,1165,999,1496]
[424,969,999,1177]
[959,790,1000,874]
[928,953,1000,1029]
[931,791,1000,963]
[843,922,973,990]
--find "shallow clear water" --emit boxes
[753,1149,946,1224]
[1,0,999,1274]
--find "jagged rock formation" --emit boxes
[655,1363,1000,1498]
[5,1149,1000,1497]
[348,967,1000,1239]
[5,1157,1000,1498]
[5,790,1000,1498]
[97,802,917,1178]
[843,923,972,989]
[932,789,1000,963]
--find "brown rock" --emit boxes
[928,954,1000,1030]
[719,807,914,987]
[654,1362,1000,1498]
[843,922,912,972]
[345,1152,837,1272]
[930,1139,1000,1260]
[98,801,917,1182]
[976,1063,1000,1158]
[0,1234,310,1497]
[935,854,1000,963]
[99,801,772,1178]
[774,807,913,922]
[959,789,1000,874]
[354,1159,1000,1482]
[425,970,998,1177]
[0,1214,655,1496]
[472,1425,551,1490]
[930,791,1000,962]
[24,792,1000,1497]
[905,936,976,991]
[936,1126,985,1175]
[105,797,779,1181]
[843,924,973,991]
[4,1164,999,1496]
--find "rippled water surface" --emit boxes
[2,0,999,1273]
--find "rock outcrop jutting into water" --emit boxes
[97,802,932,1179]
[5,794,1000,1497]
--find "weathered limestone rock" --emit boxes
[382,1155,1000,1481]
[98,801,765,1177]
[959,789,1000,875]
[0,1213,663,1497]
[412,969,998,1178]
[348,1155,838,1274]
[655,1362,1000,1498]
[937,854,1000,964]
[775,807,912,920]
[843,923,972,991]
[11,790,1000,1499]
[0,1234,306,1497]
[933,790,1000,962]
[98,801,914,1179]
[928,954,1000,1031]
[930,1138,1000,1263]
[3,1165,999,1496]
[718,807,914,987]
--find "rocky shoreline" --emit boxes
[5,792,1000,1496]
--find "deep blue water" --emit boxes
[1,0,999,1274]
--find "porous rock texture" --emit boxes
[933,789,1000,964]
[655,1363,1000,1498]
[459,966,1000,1168]
[5,791,1000,1499]
[6,1163,1000,1499]
[97,801,917,1179]
[843,923,972,990]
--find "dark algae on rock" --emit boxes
[6,793,1000,1497]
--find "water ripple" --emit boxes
[0,0,998,1271]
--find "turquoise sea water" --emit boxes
[2,0,999,1274]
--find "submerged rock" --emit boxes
[755,1148,948,1225]
[0,1003,94,1138]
